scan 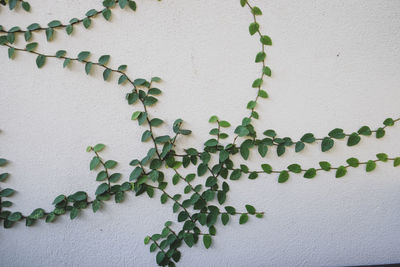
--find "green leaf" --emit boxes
[66,24,73,35]
[347,133,361,146]
[235,126,249,137]
[0,188,15,197]
[383,118,394,126]
[319,161,331,171]
[276,144,285,157]
[143,96,158,106]
[288,164,302,173]
[128,0,137,11]
[22,2,30,11]
[321,137,334,152]
[102,8,112,20]
[260,35,272,45]
[252,78,263,88]
[295,141,305,152]
[48,20,61,28]
[225,206,236,215]
[55,50,66,58]
[261,164,272,174]
[36,55,46,68]
[109,173,121,183]
[8,47,14,59]
[0,173,9,182]
[86,9,98,17]
[300,133,315,143]
[219,120,231,127]
[70,191,87,202]
[203,234,212,249]
[252,6,262,15]
[151,76,161,82]
[96,171,107,181]
[45,28,54,41]
[208,115,218,123]
[98,55,110,65]
[328,128,345,139]
[230,169,242,180]
[115,191,124,203]
[303,168,317,179]
[105,160,117,169]
[239,214,249,224]
[366,160,376,172]
[118,74,127,84]
[103,68,112,80]
[85,62,92,74]
[52,195,65,205]
[258,143,268,157]
[0,158,8,166]
[93,143,105,152]
[205,139,218,147]
[346,157,360,167]
[358,126,372,136]
[148,88,162,95]
[255,51,266,62]
[26,42,38,52]
[70,208,79,220]
[92,199,101,212]
[63,58,71,68]
[24,30,32,41]
[258,90,269,98]
[133,78,147,86]
[248,172,258,180]
[249,22,259,35]
[27,23,40,31]
[29,208,45,219]
[245,205,256,214]
[160,193,168,204]
[278,171,289,183]
[263,66,272,76]
[95,183,109,195]
[78,51,90,62]
[219,150,229,162]
[247,100,256,109]
[150,118,163,127]
[83,17,91,28]
[393,157,400,167]
[8,212,22,222]
[221,213,229,225]
[45,213,56,223]
[197,163,208,176]
[90,157,101,170]
[335,166,347,178]
[376,128,385,138]
[376,153,388,162]
[131,111,142,120]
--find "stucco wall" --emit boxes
[1,0,400,266]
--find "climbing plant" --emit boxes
[0,0,399,266]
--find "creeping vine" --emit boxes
[0,0,399,266]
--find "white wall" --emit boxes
[1,0,400,266]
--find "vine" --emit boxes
[0,1,399,266]
[0,0,30,12]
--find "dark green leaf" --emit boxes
[203,235,212,249]
[278,171,289,183]
[335,166,347,178]
[36,55,46,68]
[239,214,249,224]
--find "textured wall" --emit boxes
[1,0,400,266]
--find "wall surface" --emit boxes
[1,0,400,266]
